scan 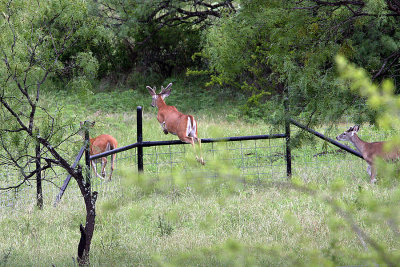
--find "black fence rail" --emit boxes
[50,106,292,205]
[289,119,363,159]
[88,107,363,179]
[89,106,293,175]
[1,106,367,209]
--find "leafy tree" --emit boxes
[331,54,400,266]
[94,0,235,76]
[296,0,400,83]
[0,0,101,264]
[200,0,400,125]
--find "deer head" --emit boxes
[79,121,95,137]
[146,83,173,108]
[336,125,360,141]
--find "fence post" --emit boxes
[36,143,43,209]
[84,122,91,184]
[284,97,292,178]
[54,146,86,206]
[137,106,143,172]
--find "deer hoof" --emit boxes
[197,157,205,165]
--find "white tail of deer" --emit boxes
[336,125,400,183]
[80,121,118,180]
[147,83,205,165]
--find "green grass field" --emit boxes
[0,86,399,266]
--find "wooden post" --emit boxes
[284,97,292,178]
[137,106,143,172]
[84,121,91,184]
[53,146,86,207]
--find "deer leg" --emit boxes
[369,164,377,184]
[91,160,103,179]
[194,137,205,165]
[180,133,205,165]
[108,154,116,181]
[160,122,168,134]
[181,136,200,163]
[101,157,107,179]
[192,141,203,165]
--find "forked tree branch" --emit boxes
[294,0,400,16]
[291,183,397,266]
[98,0,235,47]
[0,1,81,188]
[373,51,400,80]
[1,3,98,265]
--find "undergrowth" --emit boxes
[1,77,399,266]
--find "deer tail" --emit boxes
[106,142,117,160]
[186,115,197,137]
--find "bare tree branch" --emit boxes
[291,183,397,267]
[98,0,235,47]
[294,0,400,16]
[373,51,400,80]
[0,2,98,263]
[387,0,400,16]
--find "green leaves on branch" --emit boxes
[336,55,400,131]
[199,0,400,124]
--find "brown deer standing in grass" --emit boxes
[336,125,400,183]
[80,121,118,180]
[147,83,205,165]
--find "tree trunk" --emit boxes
[36,143,43,209]
[75,168,98,266]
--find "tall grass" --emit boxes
[1,87,399,266]
[1,161,397,266]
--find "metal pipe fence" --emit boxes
[113,138,289,182]
[89,107,291,178]
[1,106,375,212]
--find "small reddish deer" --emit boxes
[80,121,118,180]
[336,125,400,183]
[147,83,205,165]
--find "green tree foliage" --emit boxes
[333,55,400,265]
[1,2,102,262]
[0,0,108,91]
[337,55,400,139]
[94,0,235,77]
[0,0,98,191]
[200,0,400,124]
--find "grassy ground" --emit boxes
[0,86,399,266]
[1,165,398,266]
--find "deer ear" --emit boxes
[353,125,360,132]
[161,83,172,93]
[82,121,95,128]
[165,83,172,91]
[161,83,172,97]
[146,86,156,96]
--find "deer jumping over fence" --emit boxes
[147,83,205,165]
[80,121,118,180]
[336,125,400,183]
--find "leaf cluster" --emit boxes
[199,0,400,125]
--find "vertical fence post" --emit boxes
[36,142,43,209]
[84,122,91,184]
[137,106,144,172]
[284,97,292,178]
